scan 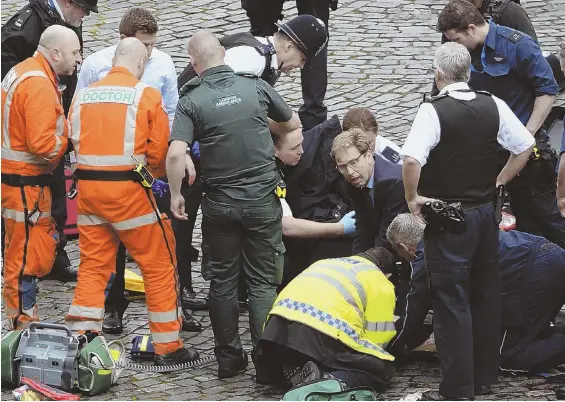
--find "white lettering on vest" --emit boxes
[81,86,136,105]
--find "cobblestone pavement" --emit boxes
[2,0,565,400]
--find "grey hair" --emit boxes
[386,213,426,248]
[433,42,471,84]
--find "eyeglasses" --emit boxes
[336,152,365,174]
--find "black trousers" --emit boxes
[241,0,329,130]
[51,159,71,269]
[501,242,565,372]
[104,180,202,315]
[424,204,501,399]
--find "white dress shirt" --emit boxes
[375,135,403,165]
[77,44,178,129]
[223,37,279,77]
[401,82,535,167]
[280,198,293,217]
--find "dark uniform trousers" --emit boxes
[240,0,330,130]
[501,241,565,372]
[506,134,565,250]
[201,191,284,365]
[424,204,501,398]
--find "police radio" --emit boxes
[131,156,155,188]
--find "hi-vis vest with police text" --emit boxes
[269,256,396,361]
[1,54,68,176]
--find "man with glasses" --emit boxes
[331,128,409,265]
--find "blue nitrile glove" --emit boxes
[191,142,200,160]
[151,179,169,199]
[340,211,356,236]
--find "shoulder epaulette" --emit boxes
[12,6,34,31]
[500,28,524,44]
[235,72,259,79]
[426,93,449,103]
[179,76,201,96]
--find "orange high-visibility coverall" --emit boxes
[1,52,70,329]
[65,66,183,355]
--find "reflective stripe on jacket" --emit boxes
[69,66,170,176]
[1,52,69,175]
[269,255,396,361]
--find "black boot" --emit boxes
[154,347,200,366]
[181,288,208,311]
[181,308,202,332]
[289,361,322,387]
[42,265,78,282]
[218,350,249,379]
[102,310,123,334]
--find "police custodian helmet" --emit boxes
[72,0,99,13]
[277,15,328,61]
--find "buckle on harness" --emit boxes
[131,156,155,188]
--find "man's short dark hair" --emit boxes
[437,0,486,33]
[271,131,283,148]
[358,247,396,274]
[119,8,159,37]
[342,108,379,134]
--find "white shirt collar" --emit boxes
[438,81,470,95]
[48,0,65,22]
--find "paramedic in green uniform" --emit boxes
[166,30,301,379]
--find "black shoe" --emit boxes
[181,288,208,311]
[474,385,493,396]
[181,309,202,332]
[43,265,78,282]
[218,351,249,379]
[154,347,200,366]
[557,385,565,400]
[419,390,473,401]
[102,310,123,334]
[289,361,322,387]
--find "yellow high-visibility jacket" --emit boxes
[269,256,396,361]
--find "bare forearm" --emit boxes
[402,157,422,202]
[497,146,533,186]
[526,95,555,135]
[269,112,301,134]
[166,146,187,197]
[558,154,565,201]
[282,216,344,238]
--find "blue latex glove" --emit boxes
[151,179,169,199]
[191,141,200,160]
[340,211,356,236]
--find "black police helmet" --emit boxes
[277,15,328,61]
[72,0,98,13]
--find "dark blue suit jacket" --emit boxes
[348,154,408,255]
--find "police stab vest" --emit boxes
[177,32,278,90]
[419,90,500,205]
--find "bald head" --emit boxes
[37,25,81,76]
[187,30,225,76]
[39,25,78,50]
[112,37,148,79]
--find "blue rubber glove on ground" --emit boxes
[340,211,356,236]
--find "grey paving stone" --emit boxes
[2,0,564,400]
